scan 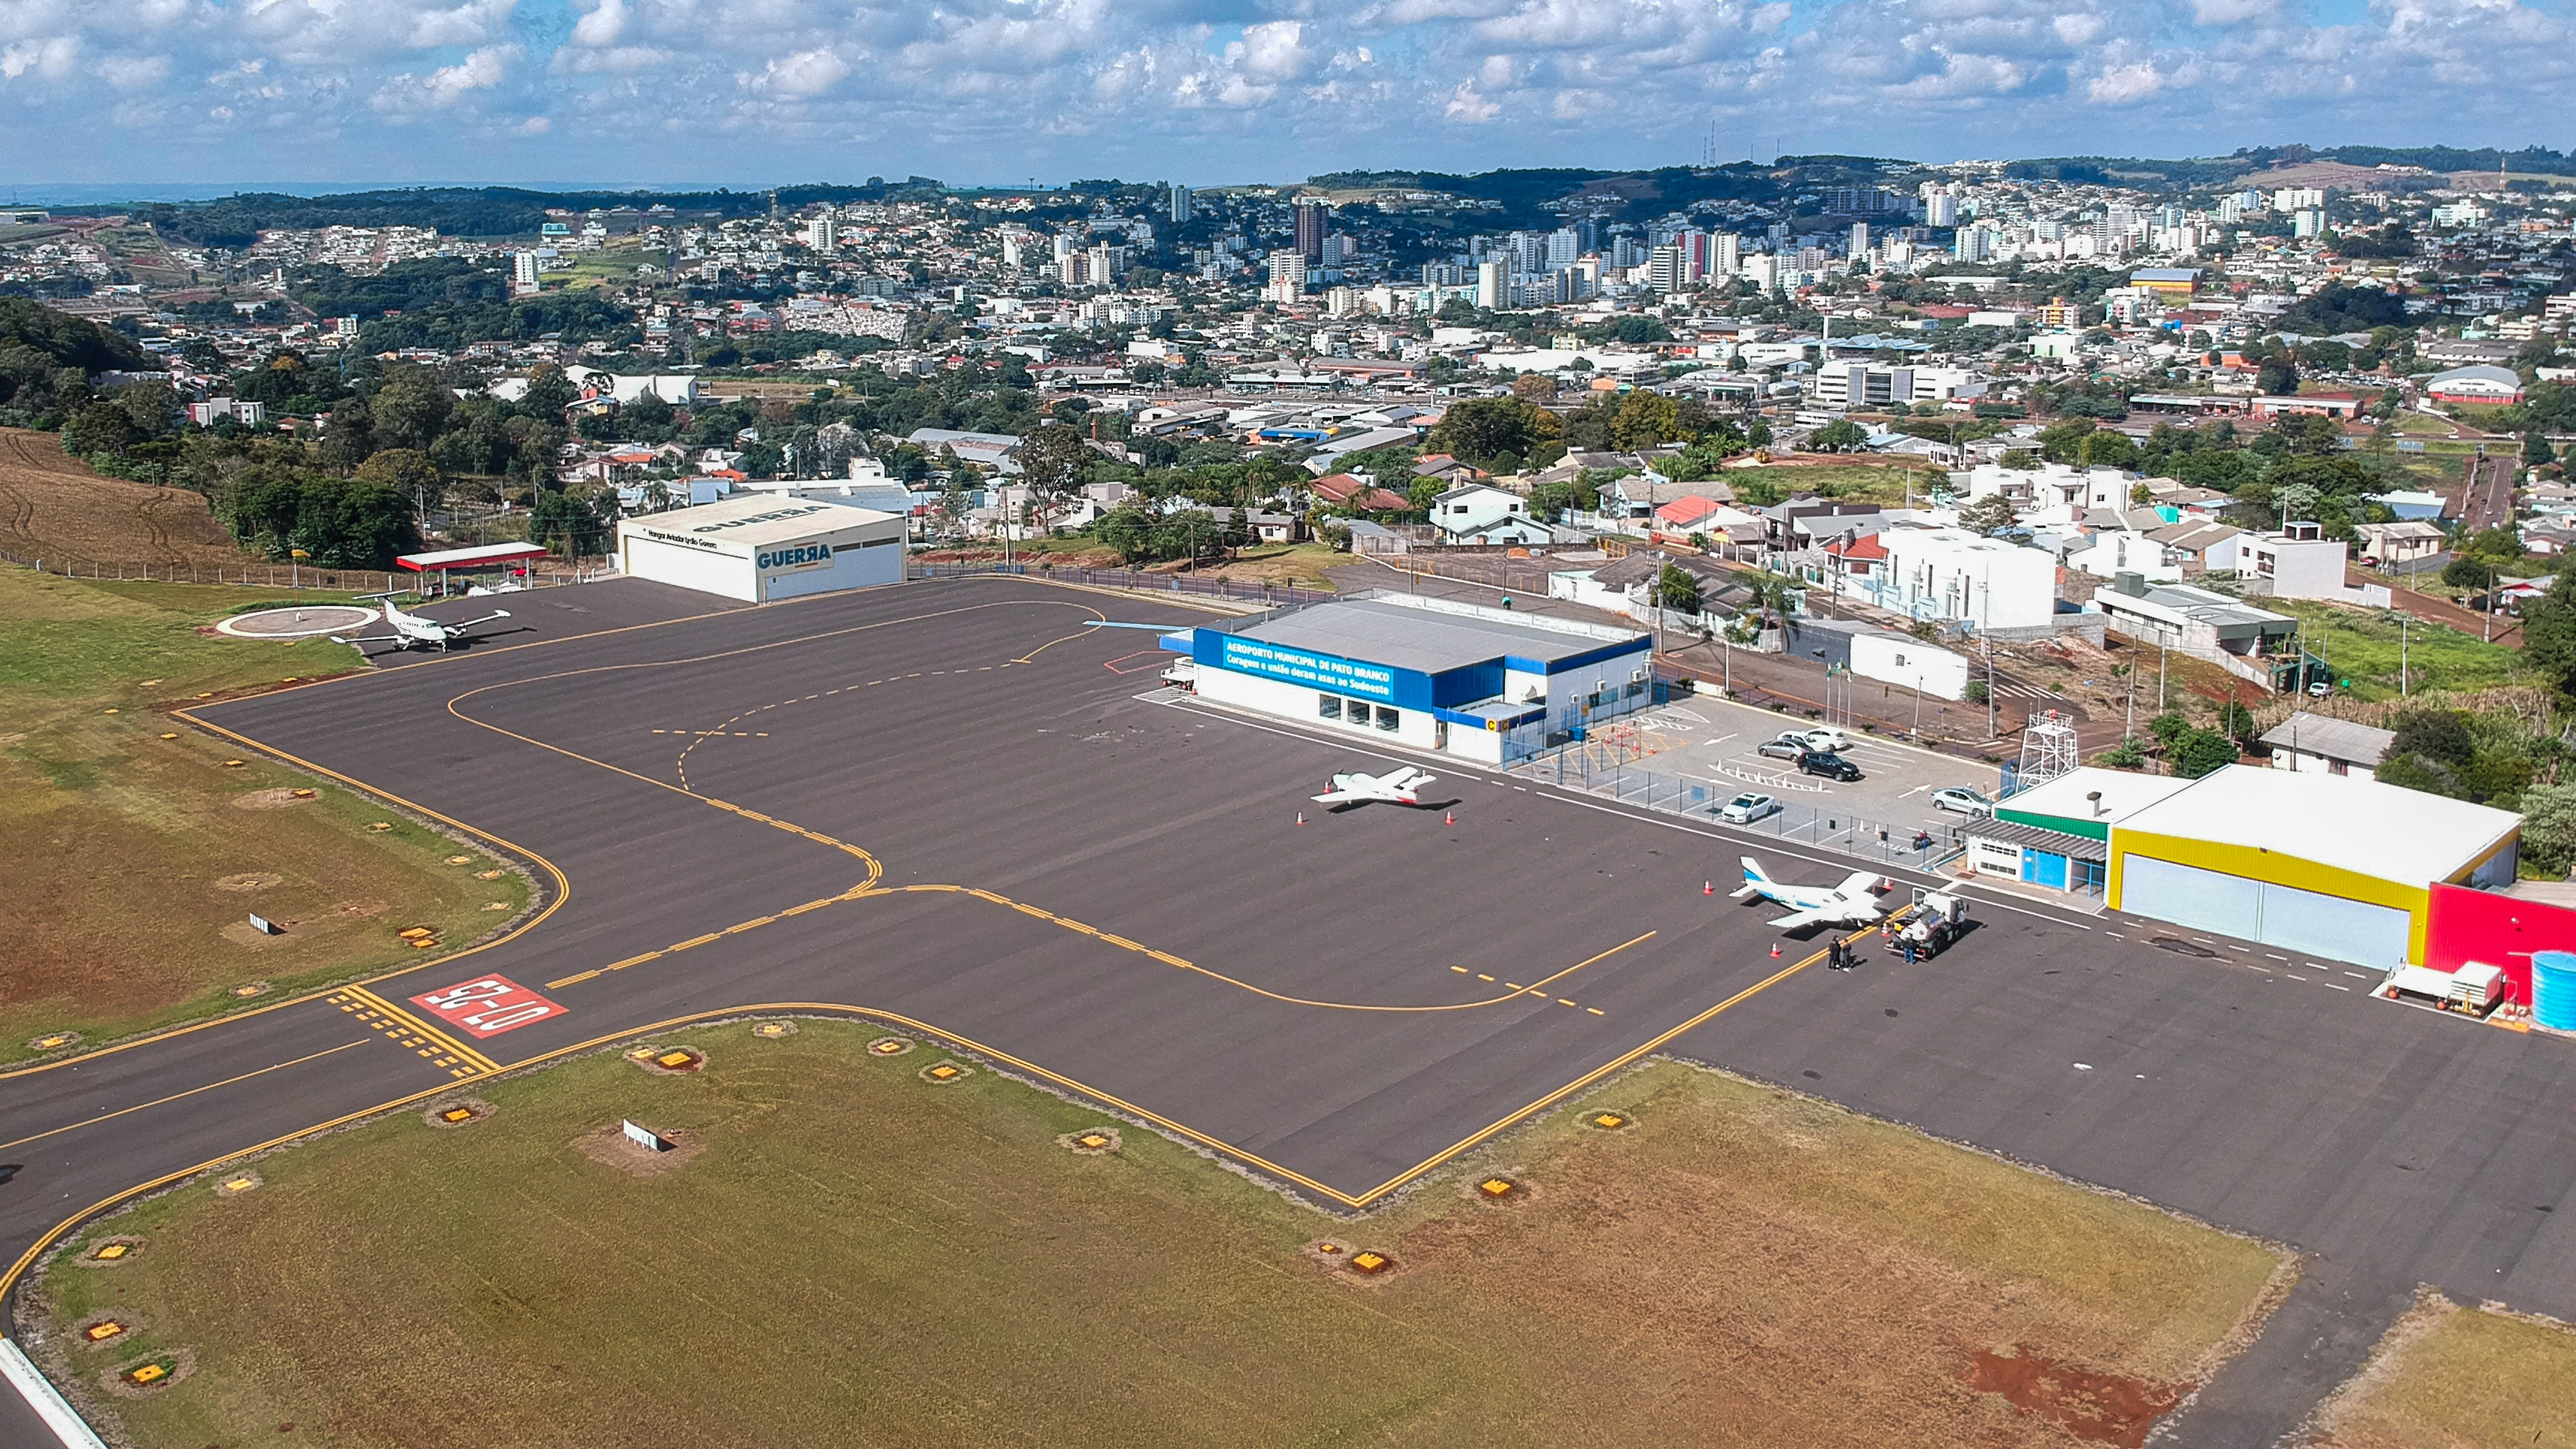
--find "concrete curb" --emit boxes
[0,1339,107,1449]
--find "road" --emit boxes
[7,574,2576,1447]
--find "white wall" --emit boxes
[1850,633,1971,701]
[1194,668,1445,755]
[622,535,755,601]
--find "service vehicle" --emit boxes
[1929,786,1995,816]
[1798,751,1863,782]
[1160,657,1198,690]
[1718,792,1782,825]
[1884,887,1971,961]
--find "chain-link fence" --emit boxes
[1511,735,1973,871]
[1,546,591,595]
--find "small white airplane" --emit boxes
[330,596,512,654]
[1312,766,1439,807]
[1732,856,1888,930]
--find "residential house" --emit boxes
[2066,526,2181,583]
[2260,712,2396,781]
[1957,461,2139,513]
[2241,522,2386,604]
[1310,472,1412,512]
[1241,510,1306,543]
[2352,520,2447,567]
[1808,521,2059,630]
[2085,576,2296,686]
[2146,520,2246,574]
[1429,482,1551,545]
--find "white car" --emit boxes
[1160,658,1197,690]
[1719,792,1782,824]
[1929,786,1995,816]
[1801,727,1855,754]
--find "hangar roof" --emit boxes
[1234,596,1645,677]
[2116,763,2518,888]
[618,495,899,551]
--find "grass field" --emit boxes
[2310,1292,2576,1448]
[0,428,271,573]
[1728,463,1942,506]
[0,570,528,1061]
[2270,599,2528,701]
[34,1027,2289,1448]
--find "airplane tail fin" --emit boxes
[1731,856,1767,899]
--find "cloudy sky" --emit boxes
[0,0,2567,191]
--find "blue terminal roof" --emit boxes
[1232,598,1643,677]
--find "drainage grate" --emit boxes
[2150,937,2219,958]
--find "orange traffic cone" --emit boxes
[1769,942,1782,959]
[1703,881,1714,896]
[1445,811,1455,825]
[1295,812,1305,826]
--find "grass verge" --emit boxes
[2309,1289,2576,1447]
[2270,598,2528,702]
[29,1030,2288,1448]
[0,570,531,1064]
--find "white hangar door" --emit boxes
[624,537,751,602]
[2121,855,2412,969]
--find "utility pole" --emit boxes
[2398,610,2409,697]
[2158,644,2168,712]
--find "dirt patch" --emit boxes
[571,1121,706,1178]
[422,1097,495,1129]
[332,900,387,917]
[626,1045,705,1076]
[69,1311,144,1350]
[1964,1345,2187,1447]
[73,1236,144,1267]
[212,872,282,893]
[229,787,316,811]
[1056,1127,1121,1155]
[0,427,264,572]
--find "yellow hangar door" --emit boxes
[2120,855,2413,969]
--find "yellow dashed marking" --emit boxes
[669,933,722,952]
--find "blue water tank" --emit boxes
[2534,951,2576,1032]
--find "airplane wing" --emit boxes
[1766,906,1836,930]
[1389,768,1437,793]
[1837,872,1885,898]
[1310,788,1362,804]
[328,633,400,647]
[451,610,512,630]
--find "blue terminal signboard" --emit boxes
[1204,633,1418,706]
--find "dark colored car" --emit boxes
[1798,751,1863,782]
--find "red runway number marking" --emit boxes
[409,975,566,1038]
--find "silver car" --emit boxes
[1929,786,1995,816]
[1755,733,1809,761]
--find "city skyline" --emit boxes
[0,0,2568,189]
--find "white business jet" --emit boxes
[1312,766,1439,807]
[330,595,513,654]
[1732,856,1888,930]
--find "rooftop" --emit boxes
[1232,593,1644,676]
[2258,712,2397,766]
[618,495,899,549]
[2001,764,2195,824]
[2119,763,2520,889]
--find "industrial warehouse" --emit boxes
[613,495,905,603]
[1174,592,1654,764]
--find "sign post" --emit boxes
[622,1120,670,1153]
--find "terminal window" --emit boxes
[1375,706,1400,731]
[1318,692,1340,719]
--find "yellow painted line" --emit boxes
[0,1041,374,1154]
[1058,920,1101,936]
[1144,950,1191,968]
[669,933,722,952]
[1451,966,1469,974]
[779,899,834,917]
[1478,973,1495,981]
[1586,1007,1605,1016]
[546,970,601,988]
[725,916,778,933]
[342,986,502,1075]
[1558,998,1577,1007]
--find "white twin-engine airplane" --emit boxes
[330,595,512,654]
[1733,856,1888,930]
[1312,766,1439,807]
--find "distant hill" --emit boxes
[120,180,951,247]
[0,296,150,376]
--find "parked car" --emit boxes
[1160,658,1197,690]
[1929,786,1995,816]
[1719,792,1782,824]
[1755,733,1810,761]
[1798,752,1863,782]
[1800,727,1855,754]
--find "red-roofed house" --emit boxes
[1655,495,1726,531]
[1311,473,1412,512]
[1822,531,1888,583]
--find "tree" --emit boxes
[518,365,578,421]
[2528,432,2558,467]
[2258,356,2299,396]
[2077,429,2139,469]
[1656,562,1702,616]
[355,448,445,514]
[1809,419,1868,452]
[1428,397,1560,468]
[2171,727,2241,778]
[2387,709,2475,768]
[2524,572,2576,695]
[2521,783,2576,878]
[1015,423,1090,507]
[528,486,615,559]
[1959,492,2019,535]
[61,401,138,459]
[369,368,454,452]
[2036,418,2098,463]
[222,470,418,567]
[1610,390,1682,449]
[1511,372,1558,404]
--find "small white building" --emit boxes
[615,495,904,603]
[2259,712,2396,781]
[1428,482,1551,545]
[1958,461,2137,514]
[2241,522,2385,604]
[1834,522,2060,630]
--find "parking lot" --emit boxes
[1514,694,2010,862]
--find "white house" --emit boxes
[1827,522,2059,630]
[1429,483,1551,545]
[2066,527,2182,583]
[2241,522,2385,604]
[1957,461,2140,514]
[2259,712,2396,781]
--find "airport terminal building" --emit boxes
[1176,593,1654,764]
[614,496,904,604]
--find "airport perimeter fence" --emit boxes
[909,560,1335,609]
[1509,734,1974,873]
[0,546,593,596]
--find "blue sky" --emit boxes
[0,0,2567,193]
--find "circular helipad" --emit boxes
[216,606,375,640]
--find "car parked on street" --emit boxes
[1800,727,1855,754]
[1719,792,1782,824]
[1929,786,1995,816]
[1798,752,1864,782]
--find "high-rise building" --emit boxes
[1850,223,1870,258]
[1294,202,1327,259]
[1319,234,1353,268]
[1088,242,1127,281]
[1545,227,1581,268]
[1647,245,1686,294]
[1168,184,1193,225]
[803,215,838,251]
[512,250,541,296]
[1420,262,1466,287]
[1268,252,1309,288]
[1475,260,1506,311]
[1712,232,1740,279]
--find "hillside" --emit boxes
[0,428,267,573]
